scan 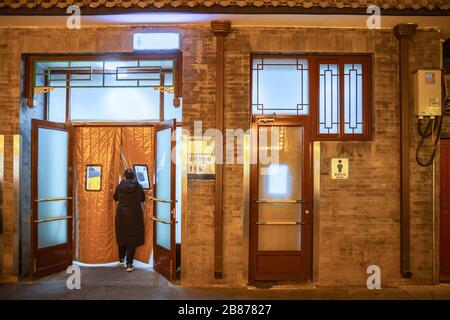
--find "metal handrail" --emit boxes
[150,196,176,203]
[150,216,172,225]
[255,221,308,225]
[35,197,72,202]
[255,199,306,203]
[35,215,73,224]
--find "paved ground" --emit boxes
[1,265,450,300]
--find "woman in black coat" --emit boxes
[113,168,146,272]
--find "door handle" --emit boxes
[34,215,73,224]
[151,216,177,224]
[150,197,176,203]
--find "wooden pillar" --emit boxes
[211,20,231,279]
[394,23,417,279]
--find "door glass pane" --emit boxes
[258,225,302,251]
[258,126,303,251]
[156,127,172,249]
[38,220,67,248]
[37,128,68,248]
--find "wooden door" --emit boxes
[152,119,176,280]
[249,117,312,281]
[31,119,73,277]
[440,140,450,282]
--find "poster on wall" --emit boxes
[134,164,151,190]
[85,165,102,191]
[187,136,215,180]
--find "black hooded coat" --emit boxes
[113,179,146,246]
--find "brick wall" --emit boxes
[409,31,442,283]
[0,25,443,286]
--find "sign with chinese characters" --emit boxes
[188,136,215,180]
[331,158,349,180]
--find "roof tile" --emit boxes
[0,0,448,10]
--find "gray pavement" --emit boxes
[1,265,450,300]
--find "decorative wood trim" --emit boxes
[394,23,417,279]
[212,19,231,279]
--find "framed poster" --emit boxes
[85,165,102,191]
[187,136,215,180]
[134,164,151,190]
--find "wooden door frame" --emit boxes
[31,119,73,277]
[249,115,313,282]
[71,122,157,264]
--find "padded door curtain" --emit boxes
[74,126,154,264]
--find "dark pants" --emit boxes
[118,245,136,266]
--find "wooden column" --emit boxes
[394,23,417,279]
[211,20,231,279]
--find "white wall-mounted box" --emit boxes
[414,70,442,117]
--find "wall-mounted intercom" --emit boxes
[414,70,442,117]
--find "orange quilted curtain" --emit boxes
[74,126,154,264]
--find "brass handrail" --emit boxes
[255,221,308,225]
[150,197,176,203]
[255,199,306,203]
[35,215,73,224]
[35,197,72,202]
[150,216,172,225]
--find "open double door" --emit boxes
[30,119,178,280]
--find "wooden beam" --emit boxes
[211,20,231,279]
[394,23,417,279]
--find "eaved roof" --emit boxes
[0,0,448,11]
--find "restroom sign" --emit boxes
[331,158,349,180]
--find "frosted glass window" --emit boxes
[37,128,69,248]
[252,58,309,115]
[48,87,66,122]
[164,93,182,122]
[155,128,172,250]
[70,87,160,121]
[344,64,363,134]
[163,73,182,122]
[133,33,180,50]
[319,64,340,134]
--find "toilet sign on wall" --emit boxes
[331,158,349,179]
